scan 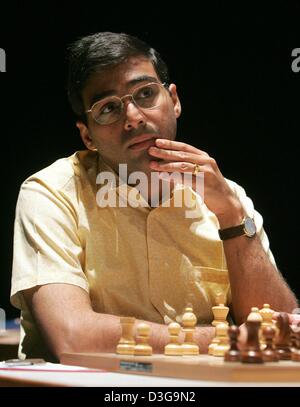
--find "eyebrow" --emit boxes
[88,75,160,107]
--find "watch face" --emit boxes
[244,217,256,237]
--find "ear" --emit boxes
[168,84,181,118]
[76,121,97,151]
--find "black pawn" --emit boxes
[262,326,279,362]
[240,320,263,364]
[291,327,300,362]
[275,312,292,360]
[224,325,241,362]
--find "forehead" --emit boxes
[82,57,159,106]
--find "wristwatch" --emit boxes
[218,216,256,240]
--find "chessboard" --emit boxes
[60,352,300,382]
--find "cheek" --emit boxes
[90,128,125,159]
[158,105,177,136]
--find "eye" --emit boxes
[135,85,154,100]
[100,101,119,115]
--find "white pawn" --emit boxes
[259,304,276,349]
[247,307,264,350]
[116,316,136,355]
[181,306,199,356]
[259,304,275,328]
[212,323,230,357]
[164,322,182,356]
[247,307,263,322]
[208,335,220,355]
[134,323,152,356]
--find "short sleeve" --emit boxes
[226,178,277,269]
[11,177,89,309]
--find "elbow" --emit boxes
[43,321,81,361]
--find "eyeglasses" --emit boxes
[85,82,168,125]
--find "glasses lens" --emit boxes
[133,83,164,109]
[92,97,123,125]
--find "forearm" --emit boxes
[61,312,215,358]
[222,234,298,324]
[24,284,214,361]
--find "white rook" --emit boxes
[0,48,6,72]
[0,308,6,331]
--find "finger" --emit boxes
[149,160,206,173]
[149,146,208,164]
[155,138,209,157]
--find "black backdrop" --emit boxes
[1,2,299,319]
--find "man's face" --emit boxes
[77,56,181,178]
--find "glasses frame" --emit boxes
[85,82,168,125]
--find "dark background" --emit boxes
[0,2,299,319]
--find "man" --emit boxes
[11,32,297,362]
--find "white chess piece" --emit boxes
[116,316,136,355]
[164,322,182,356]
[181,306,199,355]
[134,323,152,356]
[211,293,229,326]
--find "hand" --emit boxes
[148,138,244,224]
[273,311,300,327]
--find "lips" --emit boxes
[128,135,157,151]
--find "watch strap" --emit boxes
[218,223,245,240]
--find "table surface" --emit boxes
[1,361,300,387]
[1,322,300,388]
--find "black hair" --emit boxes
[67,32,170,121]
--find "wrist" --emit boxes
[216,200,244,229]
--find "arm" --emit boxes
[149,139,298,324]
[218,210,298,324]
[22,283,215,361]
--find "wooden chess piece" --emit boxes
[211,293,229,327]
[262,326,279,362]
[247,307,263,323]
[134,323,152,356]
[164,322,182,356]
[181,306,199,356]
[247,307,264,349]
[208,336,219,355]
[224,325,241,362]
[259,304,276,349]
[240,320,264,363]
[259,304,275,328]
[116,316,136,355]
[275,312,292,360]
[212,323,230,357]
[291,326,300,362]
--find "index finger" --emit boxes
[155,138,209,157]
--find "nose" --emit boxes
[123,101,145,131]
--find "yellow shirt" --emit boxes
[11,150,276,360]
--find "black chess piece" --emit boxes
[224,325,241,362]
[275,312,292,360]
[240,320,263,363]
[262,326,279,362]
[291,325,300,362]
